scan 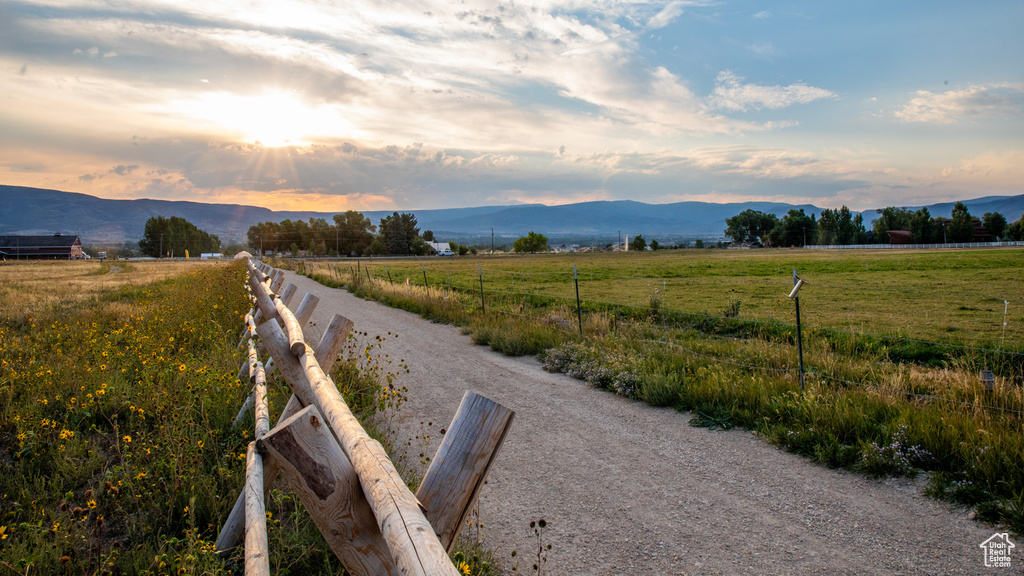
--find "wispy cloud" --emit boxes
[895,83,1024,124]
[708,71,835,112]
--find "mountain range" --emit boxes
[2,185,1022,246]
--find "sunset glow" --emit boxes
[1,1,1021,211]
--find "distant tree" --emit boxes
[631,234,647,251]
[1006,215,1024,241]
[817,207,858,245]
[983,212,1008,240]
[766,209,816,247]
[422,230,435,242]
[650,239,660,251]
[694,239,704,249]
[378,212,420,255]
[448,241,461,255]
[139,216,219,257]
[851,214,869,244]
[333,210,375,256]
[909,207,936,243]
[247,221,281,254]
[724,210,779,243]
[871,207,913,243]
[947,202,975,242]
[513,231,549,253]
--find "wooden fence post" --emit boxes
[258,405,394,576]
[416,391,514,550]
[255,319,460,576]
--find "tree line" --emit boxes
[138,216,221,257]
[245,211,452,257]
[725,202,1024,247]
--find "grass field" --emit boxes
[332,248,1024,349]
[290,247,1024,534]
[0,259,428,575]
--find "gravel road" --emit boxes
[281,269,1000,575]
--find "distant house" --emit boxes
[887,230,913,244]
[0,234,84,260]
[426,241,451,255]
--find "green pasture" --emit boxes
[339,248,1023,349]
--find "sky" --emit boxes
[1,0,1022,212]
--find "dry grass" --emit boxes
[0,260,227,319]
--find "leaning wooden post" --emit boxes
[294,293,320,328]
[274,295,306,357]
[270,270,286,293]
[258,405,395,576]
[315,314,354,370]
[279,283,299,309]
[416,391,514,550]
[244,443,269,576]
[255,320,460,576]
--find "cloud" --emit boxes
[709,71,835,112]
[78,173,97,182]
[110,164,139,175]
[17,63,27,76]
[895,83,1024,124]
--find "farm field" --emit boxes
[335,248,1024,349]
[292,246,1024,535]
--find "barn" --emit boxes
[0,234,84,260]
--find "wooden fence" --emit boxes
[216,259,515,575]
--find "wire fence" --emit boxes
[296,257,1023,415]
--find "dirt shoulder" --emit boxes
[283,270,996,575]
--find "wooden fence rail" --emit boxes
[217,259,514,576]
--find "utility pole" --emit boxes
[491,228,494,254]
[159,233,163,259]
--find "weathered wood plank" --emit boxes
[259,405,394,576]
[274,295,306,357]
[244,443,270,576]
[416,391,514,551]
[315,314,354,372]
[255,318,460,576]
[294,293,320,329]
[279,283,298,309]
[253,361,270,440]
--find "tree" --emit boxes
[631,234,647,251]
[1006,215,1024,241]
[766,209,816,247]
[909,207,936,244]
[724,210,778,243]
[851,214,869,245]
[332,210,375,256]
[817,207,858,245]
[422,230,435,242]
[983,212,1008,240]
[871,207,913,243]
[694,239,704,249]
[947,202,975,242]
[650,239,660,251]
[378,212,420,255]
[139,216,220,257]
[512,231,548,253]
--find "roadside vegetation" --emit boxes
[287,248,1024,535]
[0,260,434,574]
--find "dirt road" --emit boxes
[282,270,997,575]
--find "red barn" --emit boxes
[0,234,84,260]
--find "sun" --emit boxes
[184,89,340,147]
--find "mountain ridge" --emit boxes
[1,185,1022,245]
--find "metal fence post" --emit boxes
[574,264,583,336]
[792,269,805,390]
[478,263,485,313]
